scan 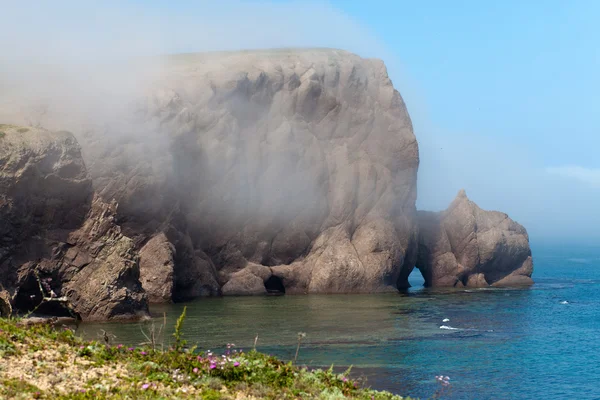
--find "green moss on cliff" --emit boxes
[0,124,30,138]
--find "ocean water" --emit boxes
[79,244,600,399]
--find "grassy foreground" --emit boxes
[0,314,412,399]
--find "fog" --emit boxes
[1,0,596,244]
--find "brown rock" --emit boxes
[169,231,220,300]
[0,125,91,241]
[139,233,175,303]
[0,289,11,317]
[466,273,488,288]
[0,125,148,320]
[221,270,267,296]
[71,49,419,295]
[55,195,149,321]
[416,190,533,288]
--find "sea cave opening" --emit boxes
[404,266,426,290]
[264,275,286,295]
[13,275,73,317]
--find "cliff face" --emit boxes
[0,125,148,320]
[416,190,534,288]
[79,49,420,296]
[0,49,534,318]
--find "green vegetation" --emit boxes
[0,314,412,399]
[0,124,30,139]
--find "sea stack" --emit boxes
[416,190,534,288]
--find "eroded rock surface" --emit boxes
[76,49,420,294]
[60,195,148,320]
[0,125,148,320]
[139,233,175,303]
[416,190,533,288]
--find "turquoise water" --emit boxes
[79,244,600,399]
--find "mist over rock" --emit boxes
[416,190,534,288]
[77,49,420,295]
[0,49,535,311]
[0,125,148,320]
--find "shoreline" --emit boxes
[0,314,414,399]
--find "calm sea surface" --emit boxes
[79,244,600,399]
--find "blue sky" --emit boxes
[326,0,600,243]
[332,0,599,168]
[325,0,600,243]
[2,0,599,243]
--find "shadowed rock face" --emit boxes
[416,190,533,288]
[78,49,420,296]
[0,125,148,320]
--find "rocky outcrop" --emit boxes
[0,125,148,320]
[75,49,420,294]
[58,196,148,320]
[139,233,175,303]
[0,289,11,318]
[416,190,533,288]
[221,263,274,296]
[0,49,535,304]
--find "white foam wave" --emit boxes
[442,318,450,322]
[439,325,459,330]
[560,301,569,304]
[568,258,590,264]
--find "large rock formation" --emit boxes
[138,233,176,303]
[416,190,533,288]
[75,49,420,296]
[0,49,535,308]
[0,124,148,320]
